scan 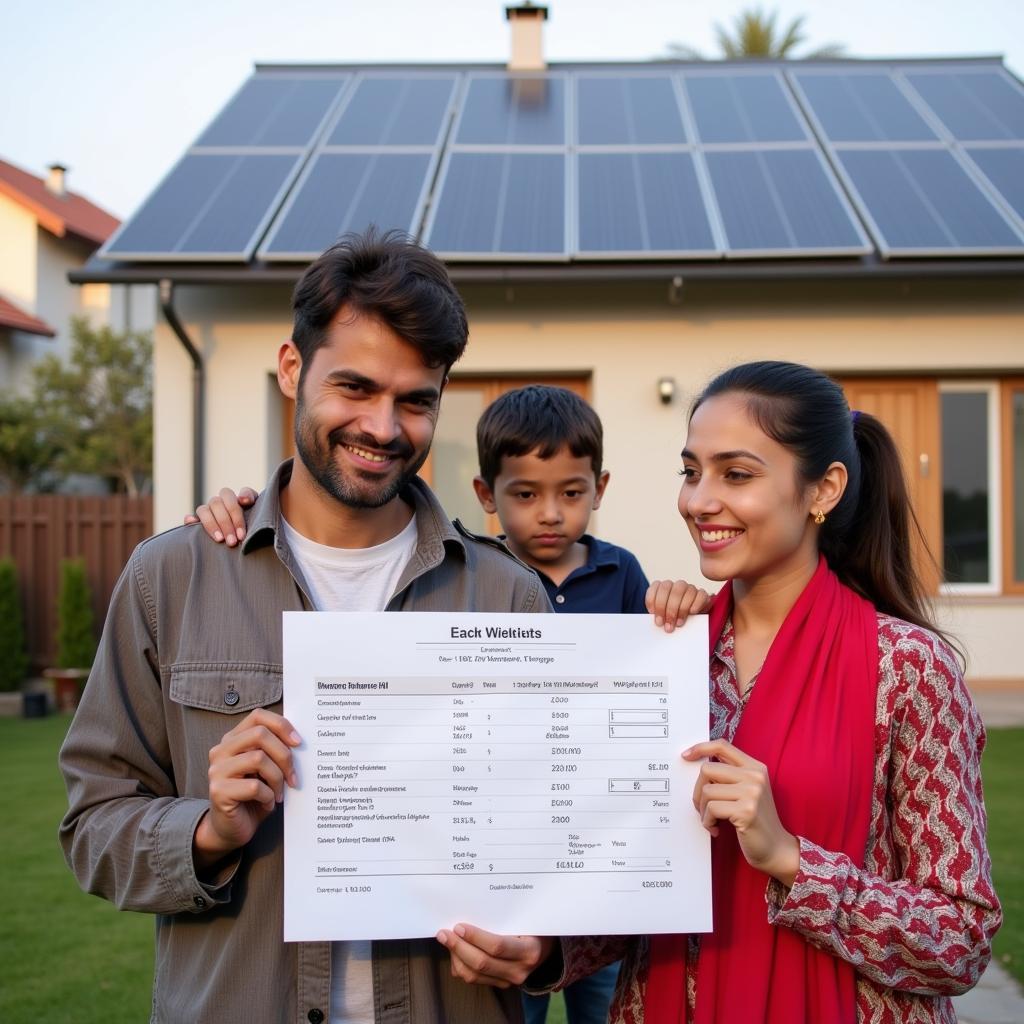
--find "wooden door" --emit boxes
[838,378,942,593]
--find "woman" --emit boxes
[437,360,1000,1024]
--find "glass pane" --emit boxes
[264,153,429,256]
[966,147,1024,221]
[941,391,990,584]
[838,149,1023,251]
[906,72,1024,141]
[577,152,715,253]
[456,76,566,145]
[706,150,863,251]
[685,74,805,143]
[428,153,565,254]
[577,76,686,144]
[197,76,346,147]
[328,77,456,146]
[1015,391,1024,582]
[793,72,937,142]
[431,388,487,533]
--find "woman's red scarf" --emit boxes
[644,557,878,1024]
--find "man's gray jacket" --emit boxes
[59,462,550,1024]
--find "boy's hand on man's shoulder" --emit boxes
[184,487,259,546]
[646,579,713,633]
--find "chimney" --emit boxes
[46,163,68,197]
[505,2,548,71]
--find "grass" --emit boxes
[983,728,1024,983]
[1,717,1017,1021]
[0,714,152,1024]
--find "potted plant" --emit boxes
[45,558,96,712]
[0,558,29,713]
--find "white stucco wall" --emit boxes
[153,276,1024,680]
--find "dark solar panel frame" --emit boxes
[102,71,352,261]
[788,67,1024,257]
[425,72,572,260]
[259,72,459,261]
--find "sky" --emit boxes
[2,0,1022,219]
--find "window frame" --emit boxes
[1001,378,1024,595]
[938,380,1002,596]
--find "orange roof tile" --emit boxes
[0,158,119,247]
[0,296,56,337]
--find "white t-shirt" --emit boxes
[281,513,418,1024]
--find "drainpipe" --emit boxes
[158,280,204,508]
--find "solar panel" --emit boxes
[576,76,686,145]
[577,152,716,255]
[261,153,433,259]
[683,73,806,143]
[904,70,1024,141]
[965,147,1024,222]
[836,148,1024,253]
[196,75,348,148]
[791,71,937,142]
[327,76,457,146]
[705,149,868,255]
[455,75,566,146]
[103,153,301,260]
[425,152,565,256]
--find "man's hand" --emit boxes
[435,924,554,988]
[193,709,302,873]
[646,579,713,633]
[183,487,259,546]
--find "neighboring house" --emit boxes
[0,157,154,394]
[74,5,1024,681]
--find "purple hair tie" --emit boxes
[851,409,861,424]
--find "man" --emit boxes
[59,230,549,1024]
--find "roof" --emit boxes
[76,55,1024,284]
[0,295,56,337]
[0,158,120,247]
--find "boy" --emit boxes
[472,384,646,1024]
[473,385,648,618]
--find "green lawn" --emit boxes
[1,716,1017,1022]
[983,728,1024,983]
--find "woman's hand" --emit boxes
[646,579,713,633]
[684,739,800,887]
[436,924,554,988]
[183,487,259,546]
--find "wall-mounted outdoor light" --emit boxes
[658,376,676,405]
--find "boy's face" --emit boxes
[473,447,609,571]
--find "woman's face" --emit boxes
[678,392,820,585]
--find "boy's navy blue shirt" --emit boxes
[531,534,649,614]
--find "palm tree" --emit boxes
[665,7,845,61]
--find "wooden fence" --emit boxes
[0,495,153,671]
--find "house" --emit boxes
[72,5,1024,682]
[0,157,153,394]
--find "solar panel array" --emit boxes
[101,62,1024,263]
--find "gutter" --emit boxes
[158,280,204,509]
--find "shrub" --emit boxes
[0,559,29,691]
[55,559,96,670]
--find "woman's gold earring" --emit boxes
[813,509,826,525]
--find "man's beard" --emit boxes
[293,396,430,509]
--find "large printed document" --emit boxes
[283,611,711,942]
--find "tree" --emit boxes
[665,6,845,61]
[0,558,29,691]
[30,317,152,496]
[0,393,63,492]
[55,558,96,670]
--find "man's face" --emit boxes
[288,308,446,510]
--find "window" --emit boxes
[839,377,1022,597]
[939,384,1000,591]
[1003,381,1024,593]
